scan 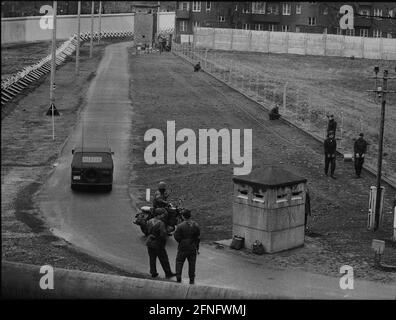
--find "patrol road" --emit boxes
[37,42,396,299]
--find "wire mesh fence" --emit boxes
[172,42,396,185]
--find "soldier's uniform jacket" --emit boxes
[174,220,200,253]
[327,119,337,134]
[354,138,368,157]
[146,217,167,248]
[324,138,337,157]
[153,190,170,208]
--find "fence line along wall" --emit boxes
[1,13,135,44]
[194,27,396,60]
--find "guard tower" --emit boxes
[232,166,307,253]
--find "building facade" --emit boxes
[175,2,396,39]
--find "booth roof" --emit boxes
[233,166,307,188]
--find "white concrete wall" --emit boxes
[1,13,134,44]
[195,27,396,60]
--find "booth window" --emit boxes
[253,193,265,203]
[237,189,249,200]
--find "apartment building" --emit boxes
[175,2,396,39]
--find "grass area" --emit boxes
[203,50,396,181]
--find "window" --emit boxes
[179,2,189,11]
[373,29,382,38]
[180,20,188,32]
[346,29,355,36]
[296,4,301,14]
[267,4,279,14]
[281,25,290,32]
[282,3,291,15]
[295,26,301,33]
[323,27,327,34]
[387,33,393,38]
[192,1,201,12]
[242,4,250,13]
[389,9,394,18]
[252,2,266,14]
[322,7,328,15]
[206,1,211,11]
[254,23,264,31]
[373,8,382,17]
[336,28,342,35]
[234,5,238,11]
[360,29,368,37]
[268,24,276,31]
[193,21,200,28]
[243,23,250,30]
[308,17,316,26]
[219,15,225,22]
[359,9,369,16]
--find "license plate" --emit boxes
[73,176,81,180]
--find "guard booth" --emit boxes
[232,166,307,253]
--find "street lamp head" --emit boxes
[374,66,379,74]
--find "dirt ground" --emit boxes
[128,50,396,283]
[202,50,396,182]
[1,39,144,277]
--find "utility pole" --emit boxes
[97,1,102,44]
[50,1,58,141]
[75,1,81,75]
[367,67,396,231]
[90,1,94,58]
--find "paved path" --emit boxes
[37,43,396,299]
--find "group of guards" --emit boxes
[324,114,368,179]
[146,182,200,285]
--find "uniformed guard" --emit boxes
[269,105,281,120]
[146,208,176,278]
[324,132,337,178]
[174,209,200,284]
[326,115,337,137]
[194,62,201,72]
[153,181,170,209]
[354,133,368,178]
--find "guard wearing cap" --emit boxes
[354,133,368,178]
[324,132,337,179]
[327,115,337,137]
[174,209,200,284]
[146,207,176,278]
[153,181,170,209]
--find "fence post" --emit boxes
[323,33,327,56]
[283,82,288,113]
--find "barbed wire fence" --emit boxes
[172,41,396,186]
[1,30,133,107]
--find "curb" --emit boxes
[2,261,282,299]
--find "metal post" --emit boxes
[283,82,287,113]
[90,1,94,58]
[98,1,102,44]
[75,1,81,75]
[374,70,388,231]
[50,1,57,141]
